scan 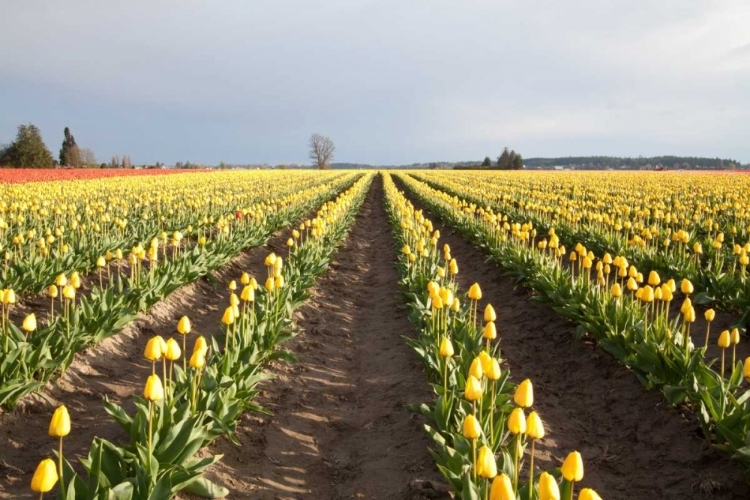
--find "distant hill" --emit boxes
[521,156,744,170]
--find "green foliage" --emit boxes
[59,127,80,167]
[6,124,54,168]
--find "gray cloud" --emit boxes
[0,0,748,164]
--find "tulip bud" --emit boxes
[462,414,481,439]
[561,451,584,482]
[22,313,37,333]
[647,270,660,286]
[537,471,560,500]
[482,321,497,340]
[469,357,484,379]
[48,405,71,437]
[228,280,237,291]
[177,316,191,335]
[468,283,482,300]
[221,306,235,325]
[190,349,206,369]
[611,283,622,298]
[143,374,165,401]
[526,410,545,439]
[240,272,251,285]
[718,330,731,348]
[194,335,208,354]
[508,407,526,434]
[704,309,715,322]
[486,358,501,380]
[439,337,454,357]
[514,379,533,407]
[464,375,483,401]
[578,489,602,500]
[477,445,498,479]
[47,284,59,298]
[731,327,740,345]
[681,278,694,295]
[165,338,181,361]
[62,284,75,300]
[56,274,67,287]
[744,357,750,382]
[489,474,514,500]
[30,458,58,493]
[484,304,497,322]
[144,336,164,361]
[229,293,240,306]
[241,285,255,302]
[265,277,275,291]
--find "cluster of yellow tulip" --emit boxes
[383,173,602,500]
[395,171,750,470]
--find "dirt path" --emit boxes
[196,177,448,500]
[0,217,304,498]
[393,176,750,500]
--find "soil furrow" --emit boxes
[194,176,449,499]
[394,176,750,500]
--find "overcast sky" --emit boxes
[1,1,748,165]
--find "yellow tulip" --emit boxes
[561,451,584,482]
[177,316,191,335]
[439,337,454,357]
[514,379,533,408]
[462,414,481,439]
[647,270,660,286]
[486,358,501,381]
[469,357,484,379]
[681,278,694,295]
[468,283,482,300]
[508,407,526,435]
[489,473,514,500]
[144,336,163,361]
[610,283,622,298]
[705,309,715,322]
[30,458,58,493]
[22,313,37,333]
[221,306,235,325]
[48,405,71,437]
[579,488,602,500]
[483,321,497,340]
[743,357,750,382]
[143,374,165,401]
[718,330,731,348]
[537,471,560,500]
[464,375,483,401]
[526,410,545,439]
[165,338,181,361]
[477,445,498,479]
[484,304,497,322]
[190,349,206,369]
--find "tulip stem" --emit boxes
[569,483,575,500]
[472,438,477,483]
[704,324,711,350]
[147,401,155,470]
[182,334,187,371]
[721,348,726,377]
[528,440,535,500]
[513,434,521,491]
[58,436,65,499]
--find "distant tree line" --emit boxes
[0,123,135,168]
[523,155,743,170]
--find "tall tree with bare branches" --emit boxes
[309,133,335,169]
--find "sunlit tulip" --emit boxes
[562,451,584,482]
[464,375,483,401]
[681,278,694,295]
[469,357,484,379]
[165,338,181,361]
[477,445,498,479]
[30,458,58,494]
[538,471,560,500]
[489,473,514,500]
[483,321,497,340]
[439,337,454,357]
[579,488,602,500]
[468,283,482,300]
[514,379,533,408]
[463,414,481,439]
[144,374,164,401]
[508,407,526,435]
[22,313,37,333]
[484,304,497,322]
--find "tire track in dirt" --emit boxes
[196,176,449,500]
[393,175,750,500]
[0,214,311,498]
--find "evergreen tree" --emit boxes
[513,153,524,170]
[59,127,80,167]
[8,124,54,168]
[481,156,492,167]
[497,147,511,169]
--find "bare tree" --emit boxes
[79,148,97,167]
[309,133,335,170]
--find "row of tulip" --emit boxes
[0,174,359,408]
[395,173,750,468]
[414,172,750,324]
[28,173,374,499]
[382,173,600,500]
[0,170,338,294]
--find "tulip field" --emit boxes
[2,169,750,499]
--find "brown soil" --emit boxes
[186,177,449,500]
[394,176,750,500]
